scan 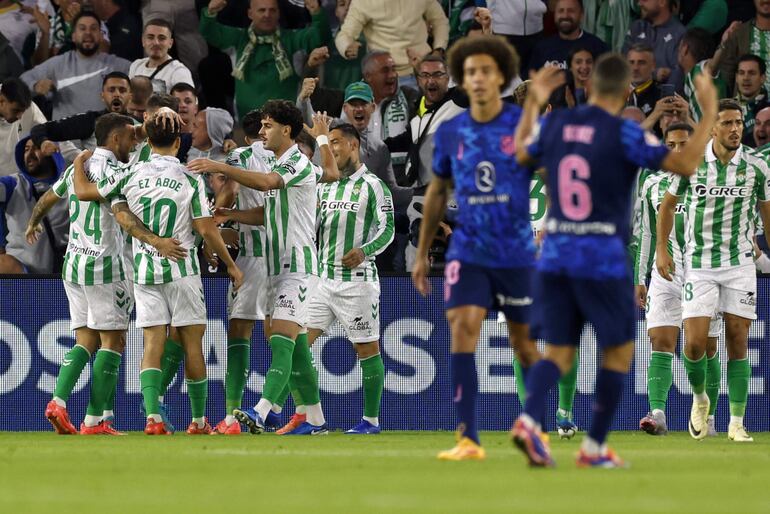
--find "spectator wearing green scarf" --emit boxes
[200,0,331,119]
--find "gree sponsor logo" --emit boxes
[693,184,748,197]
[320,200,360,212]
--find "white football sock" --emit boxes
[296,405,307,414]
[255,398,272,421]
[363,416,379,427]
[730,415,744,427]
[225,415,236,426]
[192,417,205,428]
[694,392,708,404]
[305,403,325,426]
[84,415,101,427]
[102,410,114,419]
[271,404,283,414]
[53,397,66,407]
[148,414,162,423]
[581,436,601,456]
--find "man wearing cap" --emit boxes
[298,79,412,214]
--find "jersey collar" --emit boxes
[150,153,181,164]
[276,143,300,165]
[705,139,743,165]
[93,147,119,165]
[348,164,368,181]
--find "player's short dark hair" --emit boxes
[0,78,32,109]
[718,98,743,114]
[664,122,694,138]
[261,99,304,139]
[146,93,179,112]
[170,82,197,96]
[447,35,519,92]
[681,28,715,64]
[242,109,263,138]
[144,18,173,34]
[331,122,361,143]
[102,71,130,88]
[94,113,134,146]
[295,130,315,153]
[591,53,631,98]
[72,10,100,29]
[146,115,180,147]
[738,54,767,76]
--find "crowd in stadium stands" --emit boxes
[0,0,767,275]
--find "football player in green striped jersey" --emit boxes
[73,114,244,435]
[659,99,770,442]
[27,113,186,435]
[635,122,722,436]
[189,100,339,435]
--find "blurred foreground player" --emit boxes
[511,54,718,468]
[412,35,543,461]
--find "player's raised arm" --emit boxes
[660,73,718,176]
[514,67,565,166]
[25,189,61,244]
[187,158,284,191]
[655,190,679,281]
[111,203,188,262]
[305,111,340,183]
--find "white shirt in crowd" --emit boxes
[129,57,194,95]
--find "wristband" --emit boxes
[316,135,329,146]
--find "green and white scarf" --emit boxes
[233,29,293,82]
[383,88,410,166]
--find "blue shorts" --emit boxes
[531,271,635,347]
[443,260,532,323]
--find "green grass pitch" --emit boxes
[1,431,769,513]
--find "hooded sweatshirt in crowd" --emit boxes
[186,107,234,163]
[0,136,68,273]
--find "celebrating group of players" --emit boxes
[33,32,768,469]
[409,34,767,468]
[34,94,394,437]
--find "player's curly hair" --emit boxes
[447,35,519,92]
[261,99,304,139]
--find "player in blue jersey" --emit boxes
[412,35,543,461]
[510,54,718,468]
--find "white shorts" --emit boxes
[264,273,312,326]
[227,256,269,321]
[682,264,757,321]
[134,275,207,328]
[646,269,722,337]
[63,280,133,331]
[307,279,381,343]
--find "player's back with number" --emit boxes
[99,155,209,284]
[533,105,669,278]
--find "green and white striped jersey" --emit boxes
[669,142,770,269]
[226,141,275,258]
[683,60,727,122]
[317,164,394,282]
[97,154,211,285]
[264,144,318,276]
[52,148,127,285]
[634,169,687,284]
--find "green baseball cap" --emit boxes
[344,81,374,103]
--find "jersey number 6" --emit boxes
[557,154,592,221]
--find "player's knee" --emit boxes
[649,333,676,353]
[601,342,634,373]
[228,318,255,340]
[354,341,380,359]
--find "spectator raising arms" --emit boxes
[129,19,195,95]
[21,10,130,120]
[199,0,331,119]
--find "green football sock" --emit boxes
[558,351,579,414]
[86,349,121,417]
[513,357,526,408]
[360,353,385,418]
[647,351,673,412]
[727,359,750,418]
[682,352,707,395]
[225,338,250,415]
[54,344,91,402]
[261,334,295,403]
[290,333,320,405]
[706,352,721,416]
[140,368,162,416]
[186,378,208,419]
[159,339,184,396]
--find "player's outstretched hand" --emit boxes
[229,263,244,291]
[304,111,332,138]
[341,248,365,268]
[694,72,717,121]
[188,158,220,174]
[656,251,675,281]
[528,67,566,107]
[25,222,42,245]
[154,238,188,262]
[635,284,647,309]
[411,257,431,297]
[153,107,184,131]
